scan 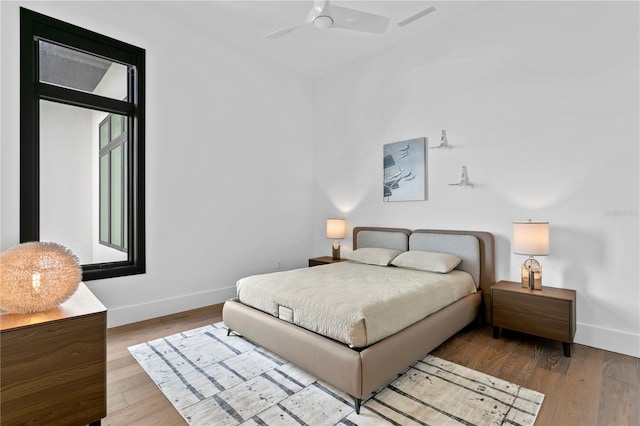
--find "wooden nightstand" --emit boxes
[491,280,576,357]
[308,256,349,267]
[0,283,107,425]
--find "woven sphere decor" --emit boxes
[0,242,82,314]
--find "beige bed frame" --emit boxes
[223,227,495,413]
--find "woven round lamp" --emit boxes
[0,242,82,314]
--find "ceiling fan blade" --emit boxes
[328,4,390,34]
[398,6,436,27]
[309,0,329,20]
[262,23,307,40]
[263,1,322,40]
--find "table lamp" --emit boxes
[326,219,346,260]
[513,220,549,290]
[0,241,82,313]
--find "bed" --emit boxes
[223,227,495,414]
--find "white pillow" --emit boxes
[348,248,402,266]
[391,250,461,273]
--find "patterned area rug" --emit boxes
[129,322,544,426]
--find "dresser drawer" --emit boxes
[0,284,107,425]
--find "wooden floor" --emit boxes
[105,305,639,425]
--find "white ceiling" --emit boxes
[161,1,471,79]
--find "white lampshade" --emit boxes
[326,219,346,239]
[513,221,549,256]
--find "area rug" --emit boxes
[129,322,544,426]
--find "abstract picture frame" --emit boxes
[383,137,427,202]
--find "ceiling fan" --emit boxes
[262,1,435,40]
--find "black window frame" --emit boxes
[20,8,145,281]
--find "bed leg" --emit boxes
[352,397,362,414]
[227,328,232,336]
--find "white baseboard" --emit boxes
[106,286,237,328]
[575,322,640,358]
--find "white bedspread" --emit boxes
[236,262,476,348]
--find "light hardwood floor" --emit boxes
[105,304,639,425]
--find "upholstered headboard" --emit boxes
[353,227,411,252]
[413,229,495,293]
[409,232,480,287]
[353,227,495,323]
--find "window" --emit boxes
[99,112,128,253]
[20,8,145,280]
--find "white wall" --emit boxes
[1,1,315,326]
[2,1,638,358]
[312,1,639,357]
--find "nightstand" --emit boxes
[308,256,349,267]
[491,280,576,357]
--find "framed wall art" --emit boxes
[383,137,427,202]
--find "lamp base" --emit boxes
[332,242,341,260]
[521,257,542,290]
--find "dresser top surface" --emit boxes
[0,283,106,331]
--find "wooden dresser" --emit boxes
[0,283,107,425]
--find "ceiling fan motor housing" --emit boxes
[313,15,334,29]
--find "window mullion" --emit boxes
[107,150,112,247]
[121,143,126,252]
[37,82,132,116]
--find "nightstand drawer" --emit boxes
[493,309,572,342]
[493,291,571,322]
